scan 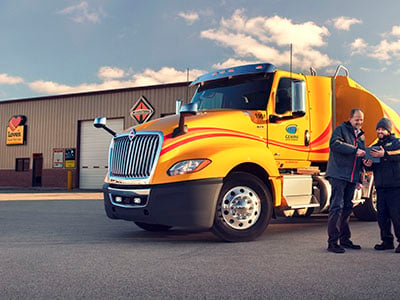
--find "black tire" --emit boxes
[134,222,172,232]
[313,176,329,212]
[211,172,273,242]
[353,185,377,221]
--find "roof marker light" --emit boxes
[256,65,263,69]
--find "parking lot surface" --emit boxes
[0,194,399,299]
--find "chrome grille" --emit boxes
[110,133,161,178]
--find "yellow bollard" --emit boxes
[67,170,73,190]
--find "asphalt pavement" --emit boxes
[1,190,399,299]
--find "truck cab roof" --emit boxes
[190,63,277,86]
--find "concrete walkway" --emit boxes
[0,187,103,201]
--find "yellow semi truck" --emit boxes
[94,63,400,242]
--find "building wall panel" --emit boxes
[0,83,195,187]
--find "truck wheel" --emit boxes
[211,172,273,242]
[134,222,172,232]
[353,185,377,221]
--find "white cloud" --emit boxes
[29,81,79,94]
[178,11,199,25]
[58,1,104,24]
[0,73,24,84]
[351,26,400,64]
[350,38,368,55]
[369,39,400,61]
[370,27,400,61]
[131,67,203,86]
[385,96,400,103]
[28,66,205,96]
[28,80,132,95]
[212,58,259,69]
[98,66,126,80]
[202,29,286,63]
[382,25,400,38]
[360,67,371,72]
[391,25,400,37]
[201,10,336,70]
[331,16,362,31]
[380,67,388,72]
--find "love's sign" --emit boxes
[6,115,27,145]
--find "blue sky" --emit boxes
[1,0,400,112]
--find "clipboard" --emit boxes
[365,147,381,163]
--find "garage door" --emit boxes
[79,118,124,189]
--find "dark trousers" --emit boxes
[376,187,400,244]
[327,178,356,244]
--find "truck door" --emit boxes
[267,75,310,163]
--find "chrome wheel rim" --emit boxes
[221,186,261,230]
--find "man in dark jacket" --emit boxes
[326,108,366,253]
[365,117,400,253]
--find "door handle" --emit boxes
[304,130,310,146]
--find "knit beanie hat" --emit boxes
[376,117,392,132]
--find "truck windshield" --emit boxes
[191,73,273,111]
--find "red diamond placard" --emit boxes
[130,96,155,124]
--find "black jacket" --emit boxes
[371,134,400,189]
[326,121,365,183]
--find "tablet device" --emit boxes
[365,146,381,163]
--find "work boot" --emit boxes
[374,242,394,250]
[395,245,400,253]
[327,243,345,253]
[340,240,361,250]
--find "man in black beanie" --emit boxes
[376,118,392,134]
[365,117,400,253]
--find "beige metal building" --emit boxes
[0,82,195,189]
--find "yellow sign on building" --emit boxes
[6,125,25,145]
[65,160,76,168]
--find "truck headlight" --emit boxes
[167,159,211,176]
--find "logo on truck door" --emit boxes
[130,96,155,124]
[285,124,297,134]
[285,124,299,141]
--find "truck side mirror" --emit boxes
[94,117,106,128]
[93,117,116,136]
[176,99,183,114]
[172,103,198,137]
[180,102,198,115]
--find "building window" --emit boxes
[16,158,30,172]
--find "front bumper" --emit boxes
[103,178,223,229]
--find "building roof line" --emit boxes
[0,81,191,104]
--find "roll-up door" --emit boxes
[79,118,124,189]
